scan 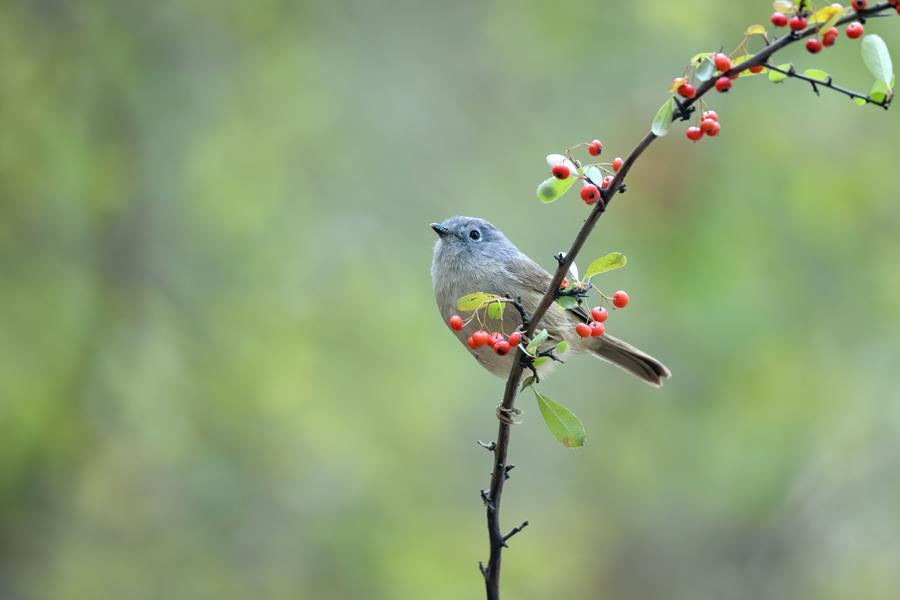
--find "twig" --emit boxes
[478,4,897,599]
[764,63,892,109]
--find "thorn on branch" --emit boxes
[477,440,497,452]
[504,464,515,480]
[502,520,530,545]
[479,561,488,579]
[481,489,494,510]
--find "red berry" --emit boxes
[700,118,717,135]
[612,157,623,172]
[472,330,490,348]
[588,140,603,156]
[612,291,629,309]
[466,336,478,349]
[806,38,822,53]
[789,16,807,31]
[591,306,609,323]
[846,22,864,39]
[702,110,718,122]
[677,83,696,99]
[580,184,600,205]
[705,121,721,137]
[749,64,765,74]
[449,315,464,331]
[590,321,606,337]
[771,12,788,27]
[852,0,867,9]
[713,53,732,73]
[715,76,732,92]
[823,31,837,47]
[487,332,504,348]
[551,164,570,179]
[575,323,592,338]
[601,175,614,190]
[508,331,522,347]
[494,340,511,355]
[686,126,703,142]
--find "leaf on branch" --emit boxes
[811,4,846,24]
[546,154,581,176]
[869,76,895,103]
[584,165,604,186]
[534,390,586,448]
[457,292,501,311]
[520,376,535,391]
[772,0,795,12]
[486,300,505,320]
[862,34,894,92]
[803,68,830,83]
[696,58,716,82]
[651,97,675,137]
[526,329,549,355]
[533,356,549,367]
[556,296,579,310]
[769,64,792,83]
[584,252,627,279]
[745,24,768,37]
[537,176,577,204]
[555,340,569,354]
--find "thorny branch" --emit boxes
[478,4,897,599]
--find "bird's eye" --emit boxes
[469,229,481,241]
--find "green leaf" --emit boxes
[768,64,791,83]
[555,340,569,354]
[854,97,868,106]
[772,0,794,12]
[584,165,604,186]
[803,68,830,83]
[584,252,627,279]
[520,376,535,391]
[537,176,576,204]
[696,58,715,82]
[534,390,586,448]
[533,357,549,367]
[456,292,500,311]
[745,24,767,37]
[862,34,894,90]
[556,296,579,310]
[869,76,895,103]
[651,97,674,137]
[526,329,549,355]
[486,301,504,320]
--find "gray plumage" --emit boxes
[430,216,671,386]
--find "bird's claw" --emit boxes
[496,404,523,425]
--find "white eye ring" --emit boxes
[469,230,481,241]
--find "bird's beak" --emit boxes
[431,223,449,237]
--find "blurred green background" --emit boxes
[2,1,900,598]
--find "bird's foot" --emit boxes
[496,404,523,425]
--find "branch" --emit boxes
[479,4,897,599]
[764,63,892,108]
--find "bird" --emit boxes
[430,216,670,386]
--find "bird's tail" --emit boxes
[587,334,671,387]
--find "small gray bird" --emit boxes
[431,216,671,386]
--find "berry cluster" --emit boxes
[769,4,866,53]
[547,141,627,207]
[448,313,523,356]
[686,111,721,142]
[574,290,629,338]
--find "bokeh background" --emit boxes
[3,1,900,598]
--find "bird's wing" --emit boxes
[506,256,590,323]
